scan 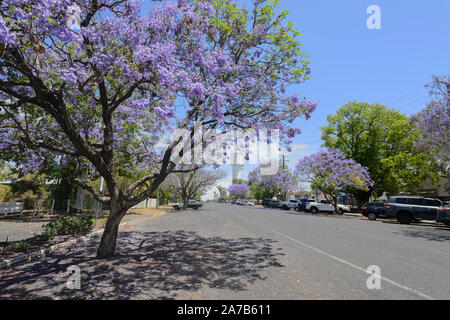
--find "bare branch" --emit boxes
[73,178,110,204]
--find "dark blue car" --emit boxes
[295,199,314,212]
[437,203,450,225]
[362,202,386,220]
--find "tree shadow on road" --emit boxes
[394,226,450,242]
[0,230,284,299]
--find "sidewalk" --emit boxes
[343,211,443,227]
[0,206,171,268]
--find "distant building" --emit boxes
[415,177,450,202]
[370,177,450,202]
[295,190,326,201]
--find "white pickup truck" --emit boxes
[305,200,350,214]
[280,200,300,210]
[173,200,203,210]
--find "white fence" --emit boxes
[131,198,158,209]
[0,202,24,217]
[0,196,159,218]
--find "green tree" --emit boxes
[216,186,228,200]
[320,101,438,206]
[249,183,270,202]
[0,162,16,181]
[6,174,49,209]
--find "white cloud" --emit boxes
[281,143,320,169]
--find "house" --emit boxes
[294,190,326,201]
[415,177,450,202]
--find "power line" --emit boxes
[389,86,427,106]
[394,92,428,108]
[396,96,430,113]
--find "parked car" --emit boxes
[267,200,281,208]
[280,200,299,210]
[188,200,203,209]
[172,200,203,210]
[384,196,443,224]
[172,202,183,210]
[305,200,350,214]
[236,200,244,205]
[241,200,254,206]
[295,199,315,212]
[231,199,237,204]
[361,202,386,220]
[436,203,450,225]
[261,198,272,208]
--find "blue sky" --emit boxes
[287,0,450,149]
[205,0,450,198]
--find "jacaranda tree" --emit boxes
[296,149,373,213]
[412,75,450,174]
[0,0,317,257]
[248,165,297,201]
[228,183,250,199]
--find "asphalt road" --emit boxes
[0,217,49,242]
[1,203,449,299]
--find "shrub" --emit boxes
[42,215,94,236]
[6,174,49,209]
[5,215,94,253]
[6,240,31,252]
[0,185,11,202]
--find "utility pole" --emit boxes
[156,186,160,209]
[74,168,88,213]
[95,176,104,222]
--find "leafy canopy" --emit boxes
[320,101,438,197]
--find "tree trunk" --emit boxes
[96,199,126,259]
[333,195,339,214]
[325,193,339,214]
[354,190,370,209]
[181,188,188,209]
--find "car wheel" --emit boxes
[338,208,344,215]
[368,212,377,221]
[310,207,318,214]
[397,212,412,224]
